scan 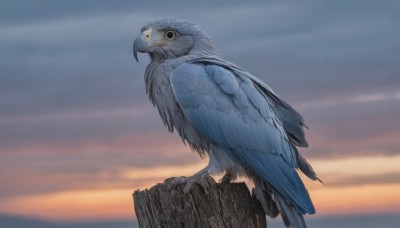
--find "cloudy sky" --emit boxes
[1,0,399,226]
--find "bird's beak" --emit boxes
[133,27,155,63]
[133,35,146,63]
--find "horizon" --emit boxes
[0,0,399,227]
[1,213,400,228]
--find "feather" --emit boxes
[171,63,315,215]
[190,56,310,148]
[275,192,308,228]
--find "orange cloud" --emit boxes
[0,188,136,221]
[309,184,400,215]
[1,157,400,221]
[0,161,208,221]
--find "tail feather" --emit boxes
[252,176,279,218]
[253,177,309,228]
[297,150,322,183]
[275,192,307,228]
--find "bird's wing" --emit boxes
[189,56,309,148]
[171,63,315,214]
[189,57,319,182]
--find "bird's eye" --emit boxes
[164,30,176,40]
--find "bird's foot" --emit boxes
[164,167,211,194]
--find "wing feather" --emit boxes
[171,63,315,214]
[190,56,309,147]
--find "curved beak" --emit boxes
[133,35,148,63]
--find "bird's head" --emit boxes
[133,18,218,62]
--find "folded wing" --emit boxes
[171,63,315,214]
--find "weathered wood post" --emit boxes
[133,175,266,228]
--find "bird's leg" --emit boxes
[164,166,211,193]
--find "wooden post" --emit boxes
[133,175,266,228]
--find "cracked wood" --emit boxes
[133,175,266,228]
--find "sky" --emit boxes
[0,0,400,227]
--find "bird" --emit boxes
[133,18,320,228]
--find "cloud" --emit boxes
[0,0,398,185]
[327,172,400,187]
[298,97,400,159]
[1,0,400,221]
[1,0,399,120]
[0,12,149,118]
[0,146,204,199]
[298,90,400,110]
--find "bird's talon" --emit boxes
[165,170,210,194]
[183,181,195,193]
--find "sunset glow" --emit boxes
[1,155,400,221]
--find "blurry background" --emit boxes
[0,0,399,227]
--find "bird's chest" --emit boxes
[146,64,181,132]
[145,62,209,155]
